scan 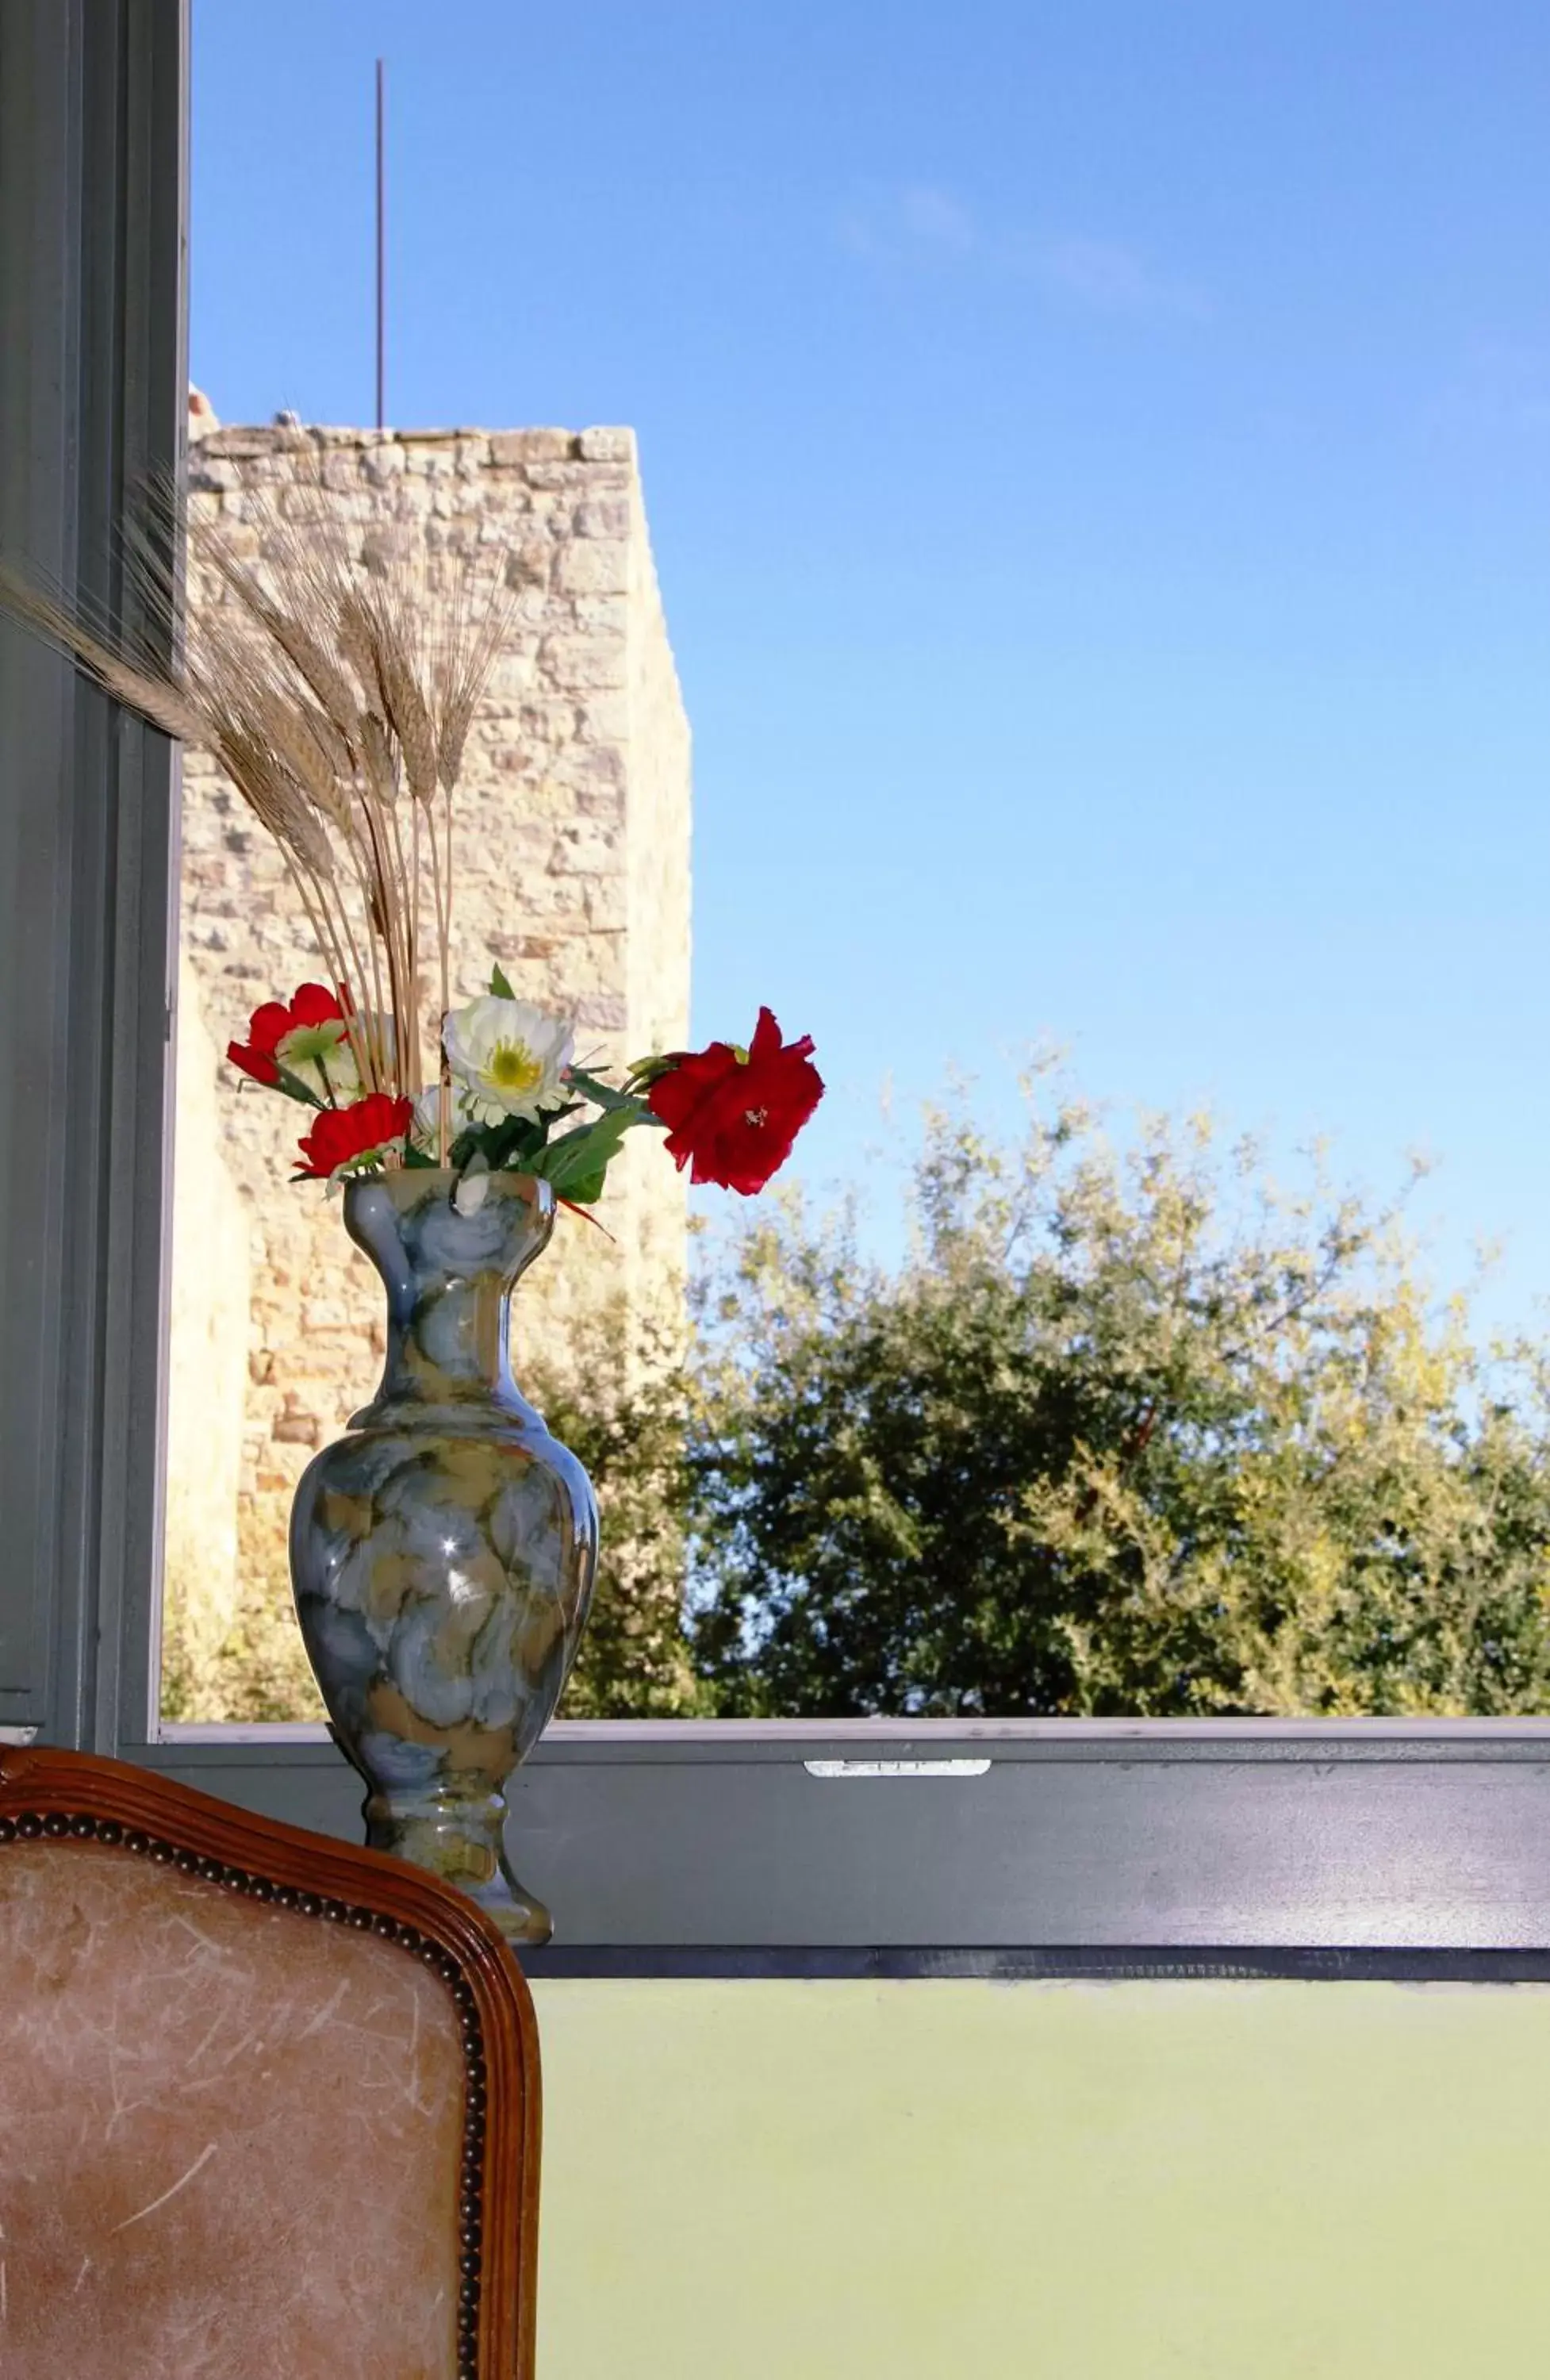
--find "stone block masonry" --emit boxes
[163,424,692,1714]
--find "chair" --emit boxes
[0,1743,540,2379]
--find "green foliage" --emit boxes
[170,1071,1550,1724]
[530,1102,654,1205]
[681,1080,1550,1717]
[536,1307,711,1718]
[160,1585,325,1726]
[446,1102,582,1180]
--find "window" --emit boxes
[8,1,1550,1974]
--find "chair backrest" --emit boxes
[0,1744,540,2380]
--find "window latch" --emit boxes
[803,1757,992,1779]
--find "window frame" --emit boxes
[0,0,185,1758]
[8,0,1550,1979]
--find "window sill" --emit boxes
[133,1718,1550,1960]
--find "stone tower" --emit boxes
[163,421,692,1714]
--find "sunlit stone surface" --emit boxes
[166,421,691,1706]
[0,1843,464,2378]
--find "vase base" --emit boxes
[358,1786,554,1948]
[457,1871,554,1949]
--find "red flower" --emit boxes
[646,1007,823,1195]
[294,1092,413,1180]
[228,983,347,1087]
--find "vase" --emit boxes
[289,1168,597,1945]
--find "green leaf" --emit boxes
[529,1106,640,1200]
[443,1111,590,1179]
[273,1065,326,1108]
[522,1101,584,1146]
[554,1161,611,1206]
[496,1114,569,1169]
[566,1065,650,1118]
[489,962,516,1000]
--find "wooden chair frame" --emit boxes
[0,1744,541,2378]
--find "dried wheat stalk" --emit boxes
[0,458,519,1159]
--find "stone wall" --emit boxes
[163,424,692,1715]
[162,950,251,1688]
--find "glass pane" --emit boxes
[535,1975,1550,2378]
[167,6,1550,1723]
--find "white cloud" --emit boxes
[897,185,974,254]
[1029,236,1212,323]
[837,182,975,267]
[837,189,1210,328]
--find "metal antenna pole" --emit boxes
[375,58,386,430]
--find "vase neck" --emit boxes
[380,1269,516,1404]
[342,1171,555,1415]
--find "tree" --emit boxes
[684,1080,1550,1717]
[170,1074,1550,1723]
[539,1305,708,1718]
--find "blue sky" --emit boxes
[192,2,1550,1330]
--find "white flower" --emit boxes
[411,1081,476,1154]
[442,996,574,1127]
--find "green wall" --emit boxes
[531,1979,1550,2378]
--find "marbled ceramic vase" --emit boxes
[290,1169,597,1946]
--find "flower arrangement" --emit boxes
[0,469,822,1207]
[230,973,823,1203]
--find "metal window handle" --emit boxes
[803,1758,992,1779]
